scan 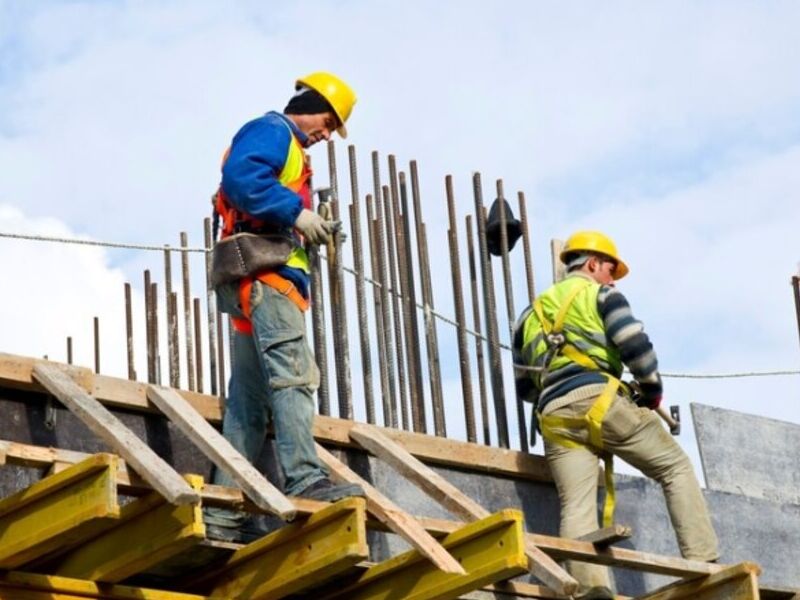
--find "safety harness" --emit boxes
[532,278,621,527]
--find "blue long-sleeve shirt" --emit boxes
[220,111,311,295]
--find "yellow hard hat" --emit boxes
[560,230,629,279]
[296,71,356,138]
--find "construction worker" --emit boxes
[204,72,364,544]
[513,231,718,599]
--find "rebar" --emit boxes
[308,238,330,414]
[150,282,161,384]
[203,217,219,396]
[93,317,100,374]
[217,314,226,399]
[792,275,800,353]
[398,172,426,433]
[366,192,392,424]
[347,145,376,423]
[445,175,477,443]
[144,270,154,383]
[411,161,442,435]
[67,336,73,366]
[466,216,491,445]
[373,187,398,428]
[180,232,195,391]
[473,173,509,448]
[496,180,528,453]
[327,141,353,420]
[194,297,204,393]
[383,172,410,431]
[517,191,536,300]
[168,291,180,387]
[124,282,135,380]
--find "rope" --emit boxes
[2,230,798,380]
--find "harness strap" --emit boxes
[539,376,620,527]
[231,273,310,335]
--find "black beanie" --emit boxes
[284,88,336,118]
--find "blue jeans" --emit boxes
[205,279,327,528]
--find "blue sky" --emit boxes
[1,1,799,474]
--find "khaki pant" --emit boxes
[542,386,719,592]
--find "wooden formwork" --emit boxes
[0,357,794,599]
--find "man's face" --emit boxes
[290,112,338,146]
[586,254,618,286]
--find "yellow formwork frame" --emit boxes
[319,509,528,600]
[191,497,369,600]
[52,474,205,582]
[0,453,120,569]
[0,571,210,600]
[636,562,761,600]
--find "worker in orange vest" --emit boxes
[204,72,363,544]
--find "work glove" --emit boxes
[629,379,662,410]
[295,209,334,245]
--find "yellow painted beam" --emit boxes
[318,509,528,600]
[190,497,369,600]
[53,475,206,582]
[0,453,120,569]
[0,570,210,599]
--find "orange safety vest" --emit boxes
[213,122,313,334]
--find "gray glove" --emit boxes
[295,209,333,245]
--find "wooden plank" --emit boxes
[189,497,369,600]
[317,509,528,600]
[0,454,120,569]
[578,524,633,546]
[0,353,553,483]
[52,475,206,582]
[636,561,761,600]
[146,384,296,520]
[315,442,466,575]
[32,363,199,505]
[349,423,578,596]
[0,571,211,599]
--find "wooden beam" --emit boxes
[0,453,120,569]
[0,570,210,599]
[317,509,528,600]
[190,497,369,600]
[315,442,466,575]
[578,524,633,546]
[637,561,761,600]
[349,423,578,596]
[0,353,552,483]
[32,363,199,505]
[146,384,296,520]
[52,475,206,582]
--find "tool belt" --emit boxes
[210,232,294,288]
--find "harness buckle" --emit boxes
[545,332,566,349]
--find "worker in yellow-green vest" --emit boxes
[204,72,364,544]
[513,231,718,600]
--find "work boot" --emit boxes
[576,585,615,600]
[297,478,365,502]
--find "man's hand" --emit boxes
[295,209,334,245]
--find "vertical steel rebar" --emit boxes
[445,176,477,443]
[203,218,219,396]
[163,245,178,387]
[168,291,180,387]
[217,315,227,399]
[308,165,330,415]
[517,191,536,301]
[410,161,443,435]
[93,317,100,374]
[366,193,392,424]
[150,282,161,384]
[466,216,491,445]
[194,297,204,393]
[792,275,800,353]
[347,145,375,423]
[383,169,410,431]
[398,172,425,432]
[124,282,135,380]
[374,187,398,428]
[327,141,353,420]
[144,270,154,383]
[473,173,510,448]
[67,337,73,365]
[496,180,528,453]
[180,232,195,391]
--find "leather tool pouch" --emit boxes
[210,232,294,288]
